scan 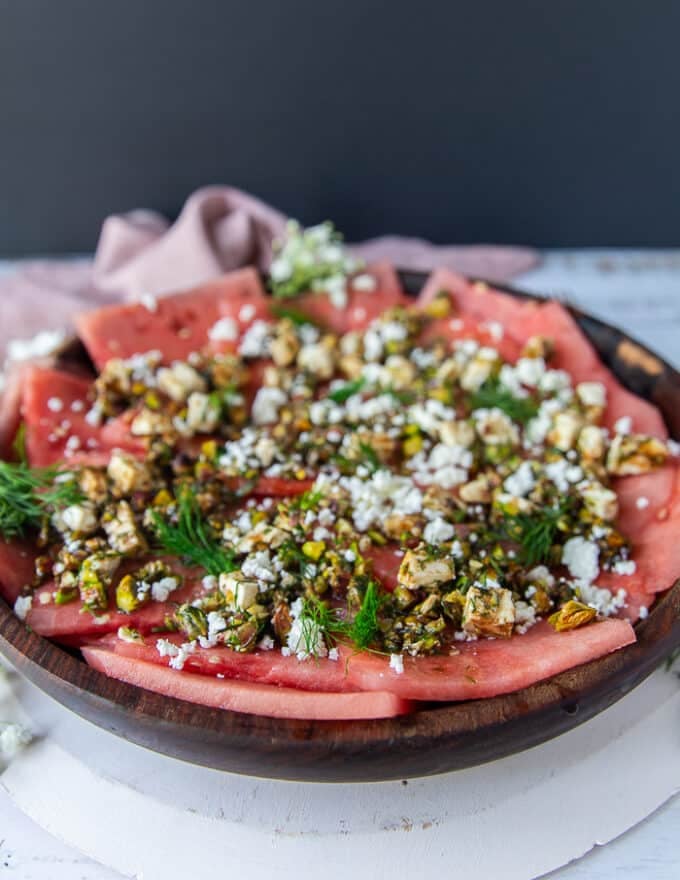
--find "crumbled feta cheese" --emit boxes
[251,387,287,425]
[139,293,158,312]
[515,357,546,387]
[423,517,455,545]
[352,273,377,292]
[638,606,649,619]
[562,537,600,584]
[389,653,404,675]
[612,559,636,576]
[614,415,633,435]
[151,576,179,603]
[635,496,650,510]
[576,582,627,616]
[239,320,271,358]
[503,461,535,497]
[0,723,32,762]
[208,316,239,341]
[576,381,606,408]
[13,595,32,621]
[47,396,63,412]
[239,303,257,323]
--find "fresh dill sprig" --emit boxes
[0,461,83,538]
[300,580,383,653]
[270,304,326,329]
[470,379,539,425]
[152,491,237,576]
[291,488,324,511]
[347,580,382,649]
[495,501,571,567]
[327,377,365,404]
[358,441,381,474]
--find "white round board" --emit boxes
[1,663,679,880]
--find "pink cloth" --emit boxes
[0,185,538,358]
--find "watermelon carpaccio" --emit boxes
[1,256,676,721]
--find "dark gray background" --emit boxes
[1,0,679,254]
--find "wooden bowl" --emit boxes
[1,273,679,782]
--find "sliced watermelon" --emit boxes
[419,314,522,363]
[0,539,39,605]
[25,560,202,640]
[504,301,668,437]
[22,366,145,467]
[363,544,403,592]
[81,646,412,719]
[418,268,537,329]
[344,619,635,702]
[86,632,357,692]
[291,263,408,334]
[75,268,271,368]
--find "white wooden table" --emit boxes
[1,250,679,879]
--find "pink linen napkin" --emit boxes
[0,185,538,359]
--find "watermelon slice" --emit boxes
[290,263,408,334]
[22,366,145,467]
[75,268,271,368]
[82,646,412,720]
[419,314,522,363]
[418,268,537,329]
[344,619,635,702]
[86,632,357,693]
[0,539,39,605]
[25,559,202,640]
[504,301,667,437]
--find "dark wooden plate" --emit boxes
[1,273,679,782]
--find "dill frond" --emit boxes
[152,491,237,577]
[470,379,539,425]
[0,461,83,538]
[495,501,571,567]
[327,377,365,404]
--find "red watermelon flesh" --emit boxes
[291,263,408,334]
[25,559,202,640]
[22,366,145,467]
[75,268,270,368]
[504,301,667,437]
[82,646,412,720]
[0,539,39,605]
[86,632,358,693]
[419,314,522,363]
[363,544,403,592]
[418,268,537,329]
[344,619,635,702]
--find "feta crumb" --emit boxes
[328,647,339,661]
[151,576,179,602]
[612,559,636,576]
[389,653,404,675]
[423,517,455,545]
[7,329,66,362]
[239,303,257,323]
[635,496,650,510]
[208,316,239,341]
[503,461,535,497]
[139,293,158,312]
[251,386,287,425]
[614,415,633,435]
[47,396,64,412]
[638,606,649,619]
[258,635,275,651]
[576,381,606,408]
[352,273,377,292]
[562,536,600,584]
[0,723,32,762]
[13,595,32,621]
